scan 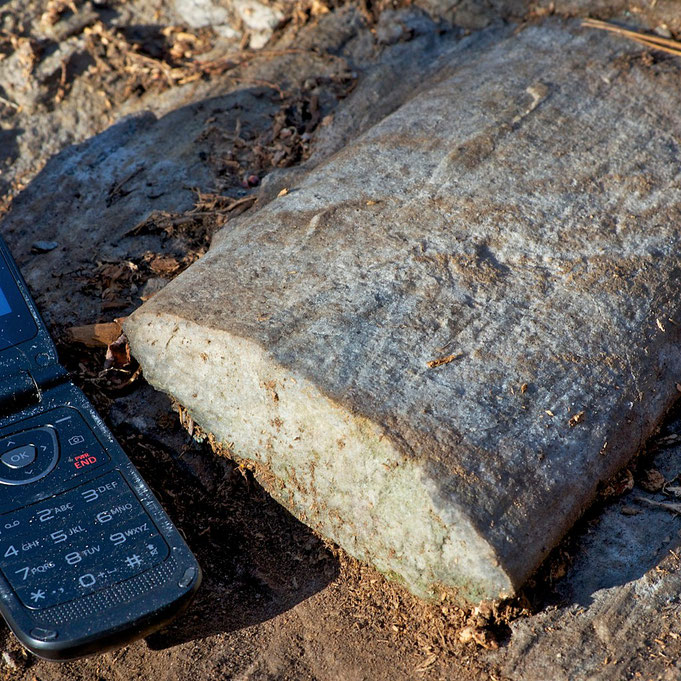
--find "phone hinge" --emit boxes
[0,364,68,417]
[31,364,69,392]
[0,370,41,416]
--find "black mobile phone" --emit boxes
[0,236,201,660]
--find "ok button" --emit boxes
[1,445,36,469]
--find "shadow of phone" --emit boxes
[103,405,339,650]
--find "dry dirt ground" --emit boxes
[3,1,681,680]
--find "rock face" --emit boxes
[125,20,681,601]
[173,0,284,47]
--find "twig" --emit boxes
[635,496,681,514]
[663,484,681,498]
[125,195,257,236]
[0,94,19,110]
[583,18,681,57]
[189,194,257,216]
[195,47,333,69]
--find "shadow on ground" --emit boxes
[0,124,21,198]
[104,387,340,649]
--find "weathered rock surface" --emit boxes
[126,18,681,602]
[489,417,681,680]
[0,7,470,330]
[173,0,284,47]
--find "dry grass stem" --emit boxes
[635,496,681,514]
[583,18,681,57]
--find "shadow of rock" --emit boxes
[540,404,681,608]
[101,383,340,649]
[146,453,339,649]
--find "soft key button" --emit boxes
[47,410,109,480]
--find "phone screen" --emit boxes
[0,287,12,317]
[0,251,37,349]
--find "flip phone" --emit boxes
[0,236,201,659]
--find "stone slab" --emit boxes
[125,19,681,602]
[0,5,461,331]
[491,418,681,680]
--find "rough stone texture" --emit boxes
[125,19,681,602]
[488,414,681,680]
[6,4,681,677]
[173,0,284,46]
[0,7,469,332]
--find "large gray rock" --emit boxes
[492,419,681,680]
[125,20,681,601]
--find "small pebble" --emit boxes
[2,651,20,670]
[31,240,58,253]
[639,468,665,493]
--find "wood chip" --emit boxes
[621,506,641,516]
[426,352,462,369]
[67,320,124,348]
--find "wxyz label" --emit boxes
[109,523,148,546]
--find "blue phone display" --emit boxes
[0,287,11,317]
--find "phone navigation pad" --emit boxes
[0,428,58,485]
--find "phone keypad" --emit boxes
[0,472,169,609]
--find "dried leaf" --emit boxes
[639,468,665,493]
[104,333,131,369]
[149,254,181,276]
[67,320,124,348]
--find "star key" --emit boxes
[30,590,45,603]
